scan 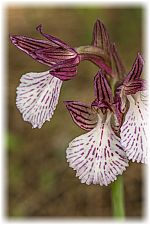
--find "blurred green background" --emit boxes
[8,6,145,217]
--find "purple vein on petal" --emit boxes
[64,101,98,131]
[94,70,113,106]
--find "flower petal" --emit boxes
[123,79,147,95]
[10,35,56,66]
[91,19,111,56]
[36,24,75,52]
[113,93,123,126]
[123,53,145,94]
[92,70,113,109]
[10,34,77,68]
[125,53,144,82]
[64,101,98,131]
[90,19,114,76]
[111,43,126,78]
[16,71,62,128]
[50,56,80,81]
[66,112,128,186]
[120,91,148,163]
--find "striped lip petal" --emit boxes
[64,101,98,131]
[66,111,128,186]
[120,91,148,163]
[93,70,113,109]
[16,71,62,128]
[123,53,145,94]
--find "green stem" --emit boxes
[76,45,106,57]
[111,176,125,218]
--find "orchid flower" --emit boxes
[118,53,148,164]
[65,52,147,185]
[65,70,129,186]
[10,20,113,128]
[10,25,80,128]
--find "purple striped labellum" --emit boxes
[16,71,63,128]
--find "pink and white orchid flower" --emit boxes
[65,53,147,185]
[10,21,112,128]
[65,71,129,186]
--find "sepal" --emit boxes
[92,70,113,110]
[123,53,145,94]
[64,101,98,131]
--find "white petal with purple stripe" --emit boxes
[16,71,62,128]
[66,112,128,186]
[120,91,148,163]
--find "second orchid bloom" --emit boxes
[65,53,147,185]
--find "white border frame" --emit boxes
[0,0,150,224]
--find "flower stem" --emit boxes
[111,176,125,218]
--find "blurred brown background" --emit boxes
[7,6,145,218]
